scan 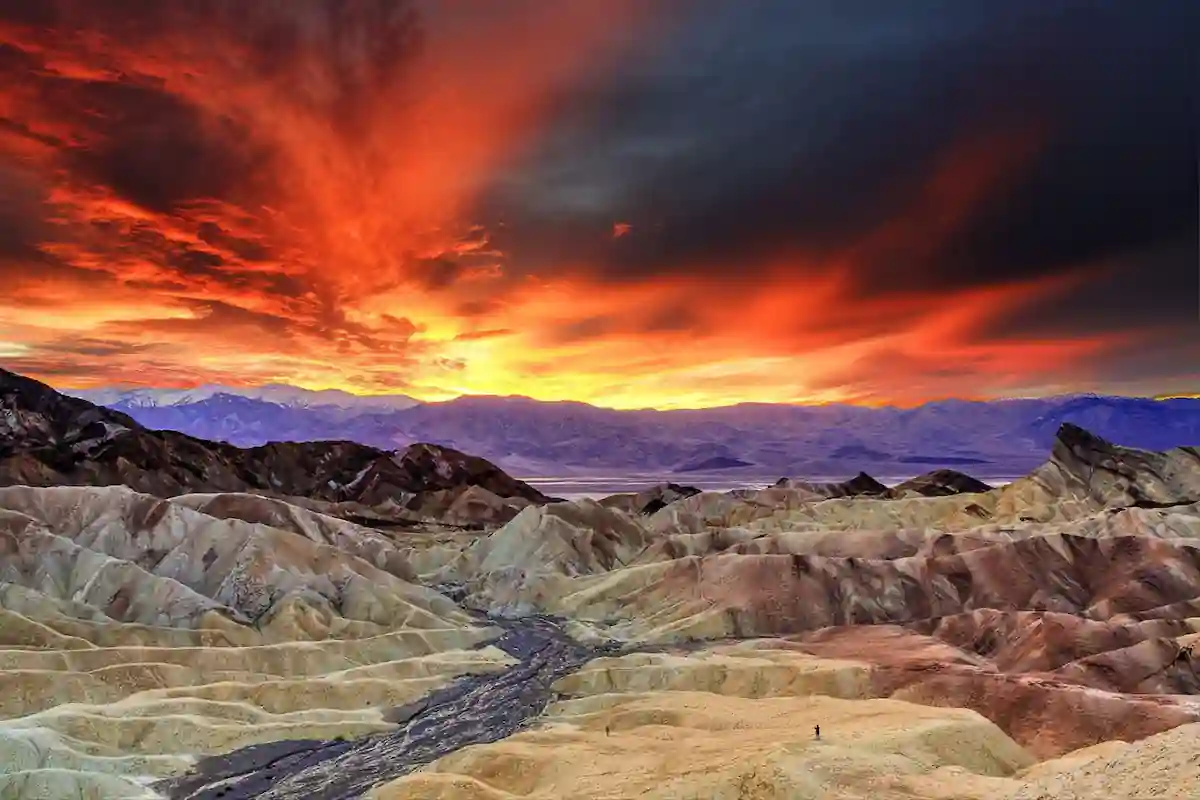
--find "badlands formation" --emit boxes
[2,367,1200,798]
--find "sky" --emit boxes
[0,0,1196,409]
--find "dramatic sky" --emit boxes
[0,0,1196,408]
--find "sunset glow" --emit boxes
[0,2,1194,406]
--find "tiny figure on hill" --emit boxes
[604,724,610,737]
[814,724,820,741]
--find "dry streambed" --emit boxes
[156,615,631,800]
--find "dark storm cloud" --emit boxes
[544,314,619,345]
[65,81,263,213]
[409,257,466,291]
[642,303,702,334]
[196,222,271,263]
[0,164,115,291]
[979,236,1200,342]
[165,247,224,275]
[36,337,159,358]
[0,18,257,214]
[0,165,49,260]
[0,0,420,94]
[0,0,422,213]
[455,299,506,318]
[0,0,56,27]
[481,0,1198,317]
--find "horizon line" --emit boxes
[56,380,1198,414]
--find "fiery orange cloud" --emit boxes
[0,4,1186,407]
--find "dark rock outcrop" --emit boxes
[890,469,993,497]
[598,482,702,515]
[1035,422,1200,508]
[636,483,702,515]
[772,471,889,497]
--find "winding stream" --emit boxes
[156,615,632,800]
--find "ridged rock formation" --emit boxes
[0,485,511,797]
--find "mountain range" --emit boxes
[67,384,1200,478]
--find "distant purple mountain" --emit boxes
[65,386,1200,478]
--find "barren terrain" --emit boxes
[3,368,1200,798]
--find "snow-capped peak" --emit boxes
[66,384,421,411]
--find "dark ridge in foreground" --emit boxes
[156,615,631,800]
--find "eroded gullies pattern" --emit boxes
[0,487,518,798]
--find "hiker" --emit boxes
[604,724,610,737]
[814,724,820,740]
